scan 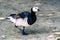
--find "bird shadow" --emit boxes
[17,28,49,35]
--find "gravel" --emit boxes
[0,0,60,40]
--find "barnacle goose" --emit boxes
[6,6,40,35]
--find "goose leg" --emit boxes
[15,25,18,28]
[22,26,28,35]
[15,25,22,31]
[15,25,28,35]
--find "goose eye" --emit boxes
[38,9,40,11]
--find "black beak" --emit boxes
[38,9,40,11]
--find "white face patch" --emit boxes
[32,7,39,12]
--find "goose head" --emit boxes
[32,6,40,12]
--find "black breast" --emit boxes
[27,13,37,25]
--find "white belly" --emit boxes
[15,18,30,27]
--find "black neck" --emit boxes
[28,8,37,25]
[31,8,35,15]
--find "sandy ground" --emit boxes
[0,0,60,40]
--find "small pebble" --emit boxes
[38,14,44,16]
[47,14,54,16]
[1,35,6,39]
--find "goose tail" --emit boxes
[0,17,9,20]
